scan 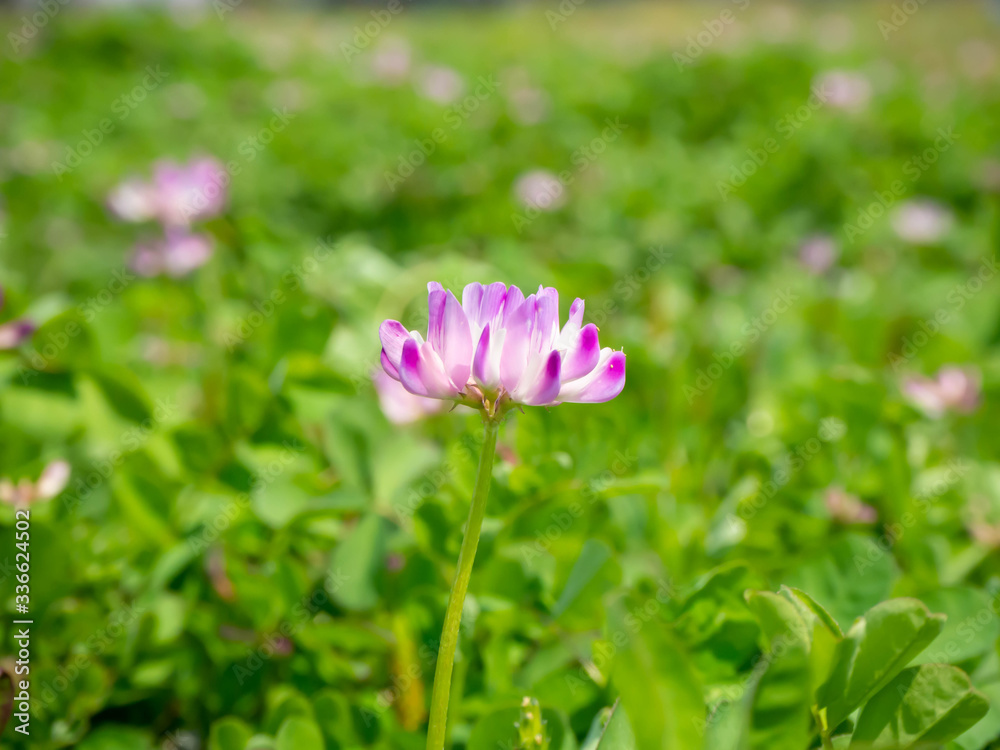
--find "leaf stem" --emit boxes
[426,418,500,750]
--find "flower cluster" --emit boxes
[108,157,227,277]
[379,282,626,417]
[903,365,980,418]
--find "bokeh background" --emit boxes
[2,0,1000,748]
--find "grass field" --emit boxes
[2,1,1000,748]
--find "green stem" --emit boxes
[426,418,500,750]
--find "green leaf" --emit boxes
[209,717,253,750]
[912,587,1000,665]
[818,598,946,728]
[275,717,325,750]
[552,539,613,619]
[745,590,810,647]
[744,592,813,750]
[787,534,897,631]
[330,513,387,611]
[608,596,704,750]
[89,368,152,423]
[595,699,636,749]
[850,664,989,748]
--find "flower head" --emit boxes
[130,229,214,278]
[379,282,626,416]
[109,157,227,228]
[890,199,953,245]
[0,460,70,508]
[902,365,980,418]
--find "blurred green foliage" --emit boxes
[1,2,1000,749]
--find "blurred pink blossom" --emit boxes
[903,366,980,418]
[798,234,838,274]
[373,369,445,424]
[371,38,412,85]
[813,69,872,111]
[109,157,227,228]
[514,170,565,212]
[417,65,464,104]
[131,229,214,278]
[890,199,953,245]
[824,486,877,524]
[0,460,70,508]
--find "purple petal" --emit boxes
[562,298,585,336]
[520,350,562,406]
[428,290,472,388]
[561,323,600,381]
[480,282,508,326]
[499,293,535,390]
[427,281,444,294]
[557,349,626,403]
[473,324,505,390]
[501,285,525,326]
[532,286,559,353]
[399,338,459,399]
[462,282,484,323]
[379,320,410,378]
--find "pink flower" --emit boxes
[131,229,214,278]
[890,199,954,245]
[379,282,626,412]
[903,366,980,418]
[371,38,412,85]
[798,234,838,275]
[824,486,877,525]
[109,157,227,228]
[417,66,464,104]
[0,460,70,508]
[514,170,565,212]
[813,70,872,111]
[373,370,445,424]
